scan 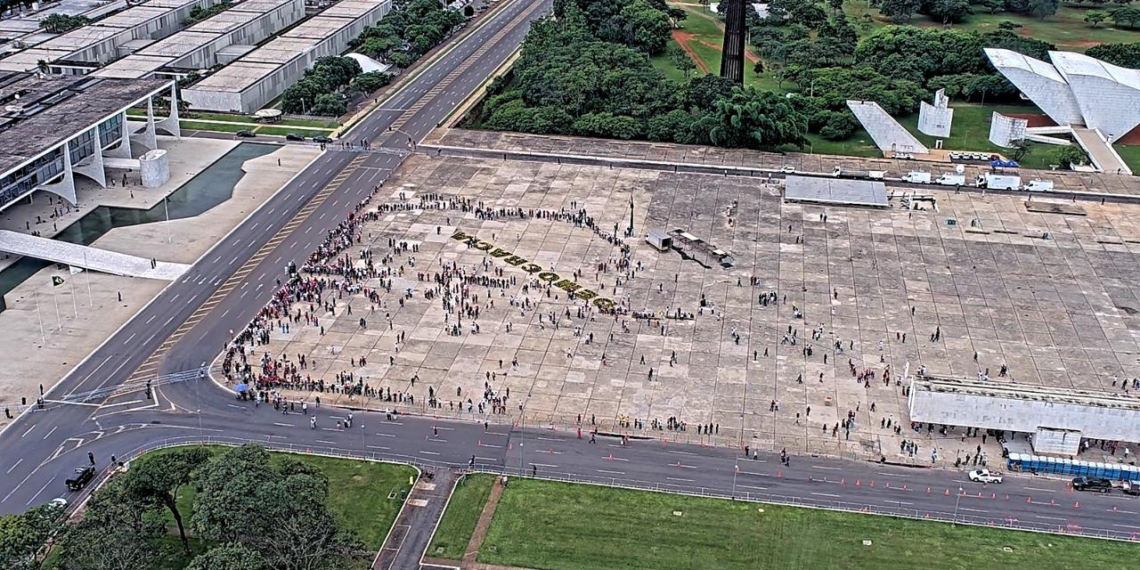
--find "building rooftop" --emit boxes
[0,48,73,72]
[319,0,387,19]
[231,0,299,13]
[1050,50,1140,91]
[36,26,124,52]
[0,73,171,175]
[914,374,1140,412]
[985,48,1068,84]
[138,31,222,57]
[187,10,259,34]
[95,6,175,29]
[91,54,175,78]
[243,36,318,64]
[189,61,279,91]
[282,16,352,40]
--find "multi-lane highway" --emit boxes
[2,0,1139,558]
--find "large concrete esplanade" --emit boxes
[0,72,179,212]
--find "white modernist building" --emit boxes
[985,48,1140,174]
[909,375,1140,455]
[917,88,953,138]
[0,72,179,212]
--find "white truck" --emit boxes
[975,173,1021,190]
[1023,179,1054,192]
[901,171,931,184]
[935,173,966,186]
[833,167,885,180]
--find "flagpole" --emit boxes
[51,279,61,331]
[68,267,78,319]
[84,251,93,306]
[35,290,45,345]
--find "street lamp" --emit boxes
[952,486,963,524]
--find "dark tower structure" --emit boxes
[719,0,746,84]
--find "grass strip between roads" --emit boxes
[455,478,1140,570]
[427,473,496,559]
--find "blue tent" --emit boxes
[990,159,1019,168]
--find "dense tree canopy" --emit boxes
[280,57,361,116]
[352,0,466,66]
[1085,42,1140,68]
[0,504,62,570]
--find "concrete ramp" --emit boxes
[0,230,190,281]
[1071,127,1132,175]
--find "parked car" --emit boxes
[65,466,95,491]
[779,165,796,174]
[312,135,333,144]
[948,152,962,161]
[1072,477,1112,492]
[1123,481,1140,496]
[235,130,256,138]
[49,497,68,508]
[967,468,1004,484]
[285,133,304,141]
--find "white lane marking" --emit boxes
[420,450,441,456]
[810,492,842,498]
[21,425,35,438]
[596,469,625,475]
[123,333,136,345]
[957,507,989,513]
[529,463,557,468]
[26,477,53,505]
[738,484,768,491]
[316,440,336,444]
[273,422,294,428]
[811,465,840,471]
[367,445,391,451]
[1113,523,1140,530]
[6,458,23,474]
[667,477,695,483]
[42,426,57,440]
[1024,486,1056,493]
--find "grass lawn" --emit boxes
[427,473,496,560]
[161,447,416,550]
[180,120,248,133]
[254,125,334,137]
[478,478,1140,570]
[844,1,1140,49]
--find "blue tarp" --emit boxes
[990,159,1020,168]
[234,383,249,392]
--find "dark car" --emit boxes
[1123,482,1140,496]
[1072,477,1112,492]
[285,133,304,141]
[235,130,256,138]
[312,135,333,144]
[65,466,95,491]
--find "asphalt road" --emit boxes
[2,0,1139,554]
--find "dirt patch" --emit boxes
[694,38,759,64]
[1004,113,1056,128]
[672,30,710,74]
[1115,125,1140,145]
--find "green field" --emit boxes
[470,478,1140,570]
[179,120,248,133]
[844,1,1140,49]
[427,473,496,560]
[163,447,415,550]
[654,3,783,90]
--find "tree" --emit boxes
[40,14,87,33]
[193,445,363,570]
[1028,0,1059,18]
[620,0,673,54]
[667,44,697,78]
[1054,145,1090,168]
[828,0,845,12]
[1086,41,1140,67]
[982,0,1005,12]
[1112,6,1140,28]
[819,110,858,140]
[349,71,392,94]
[1085,10,1109,27]
[924,0,972,23]
[57,478,163,570]
[125,447,211,555]
[0,504,63,569]
[879,0,922,22]
[1009,138,1033,162]
[187,544,267,570]
[705,87,807,149]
